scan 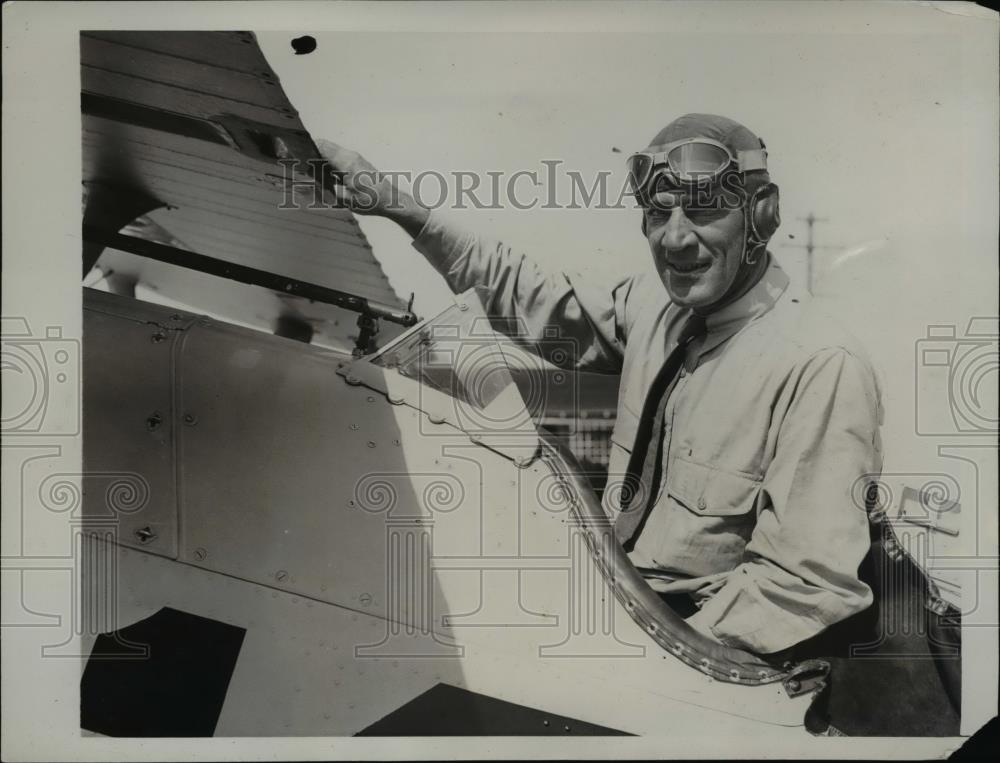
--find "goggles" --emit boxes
[626,137,768,196]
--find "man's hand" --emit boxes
[274,137,429,238]
[311,138,385,215]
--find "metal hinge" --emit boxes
[782,659,831,698]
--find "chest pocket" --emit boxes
[665,456,762,517]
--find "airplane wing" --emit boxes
[81,31,412,353]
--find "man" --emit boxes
[305,113,883,655]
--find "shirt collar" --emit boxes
[696,255,789,355]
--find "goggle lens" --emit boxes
[667,142,731,179]
[625,153,653,194]
[627,140,737,196]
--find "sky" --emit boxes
[257,5,997,463]
[259,13,995,317]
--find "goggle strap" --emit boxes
[737,148,767,172]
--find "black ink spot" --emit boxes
[291,36,317,55]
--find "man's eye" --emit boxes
[646,208,672,225]
[684,207,714,223]
[685,206,726,224]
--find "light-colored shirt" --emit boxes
[412,211,883,654]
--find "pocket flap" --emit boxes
[666,457,761,517]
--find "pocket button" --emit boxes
[697,496,707,511]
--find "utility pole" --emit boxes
[778,213,839,294]
[801,213,827,294]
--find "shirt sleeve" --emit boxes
[412,211,641,373]
[685,347,882,654]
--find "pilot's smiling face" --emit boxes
[644,189,745,309]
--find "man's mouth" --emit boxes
[667,260,711,276]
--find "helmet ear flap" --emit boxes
[750,182,780,243]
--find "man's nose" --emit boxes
[658,208,697,252]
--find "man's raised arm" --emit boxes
[298,139,641,373]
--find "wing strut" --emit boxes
[82,224,420,355]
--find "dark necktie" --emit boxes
[615,313,707,549]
